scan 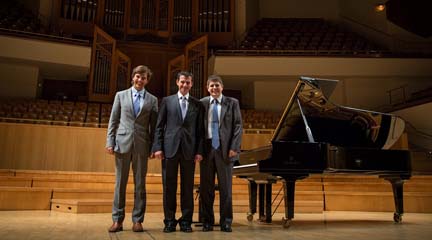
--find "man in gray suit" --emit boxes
[200,75,242,232]
[152,71,204,233]
[106,65,158,233]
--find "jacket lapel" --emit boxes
[136,90,147,117]
[220,96,228,123]
[127,87,135,117]
[173,95,183,122]
[184,97,194,120]
[203,97,210,129]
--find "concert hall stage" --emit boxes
[0,211,431,239]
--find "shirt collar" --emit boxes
[211,95,223,104]
[177,92,189,100]
[132,87,145,97]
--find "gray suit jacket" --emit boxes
[201,95,242,162]
[106,87,158,155]
[152,94,204,160]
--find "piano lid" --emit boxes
[271,77,405,150]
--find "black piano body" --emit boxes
[233,77,411,227]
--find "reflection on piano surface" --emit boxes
[233,76,411,228]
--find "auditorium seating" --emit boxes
[227,18,389,56]
[0,1,45,34]
[0,98,282,131]
[2,95,430,131]
[241,109,281,130]
[0,99,104,127]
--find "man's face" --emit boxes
[176,75,193,95]
[207,80,223,98]
[132,73,148,91]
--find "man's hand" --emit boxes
[228,150,238,158]
[154,151,164,160]
[194,154,203,163]
[106,147,114,155]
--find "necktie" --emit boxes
[211,99,220,149]
[181,96,187,120]
[134,93,141,116]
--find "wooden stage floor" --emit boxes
[0,211,431,240]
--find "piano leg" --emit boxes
[383,176,406,223]
[247,180,257,221]
[259,184,265,221]
[265,183,272,223]
[282,179,296,228]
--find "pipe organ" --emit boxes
[61,0,98,23]
[57,0,234,44]
[56,1,219,101]
[199,0,230,32]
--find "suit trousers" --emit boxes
[112,152,148,223]
[200,145,233,225]
[162,151,196,223]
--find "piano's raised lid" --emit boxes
[272,76,405,150]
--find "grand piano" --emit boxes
[233,76,411,227]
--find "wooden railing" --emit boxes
[0,121,270,172]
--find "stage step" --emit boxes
[0,187,52,210]
[2,170,430,214]
[14,170,117,181]
[0,176,32,187]
[50,199,323,214]
[323,175,432,213]
[0,169,15,176]
[324,191,432,212]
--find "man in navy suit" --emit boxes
[200,75,242,232]
[152,71,204,233]
[106,65,158,233]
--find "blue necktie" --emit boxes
[134,93,141,116]
[181,96,187,120]
[211,99,220,149]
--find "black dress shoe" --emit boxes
[179,222,193,232]
[163,221,177,233]
[202,223,214,232]
[220,224,232,232]
[163,225,176,233]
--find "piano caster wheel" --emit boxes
[247,213,253,222]
[282,217,291,228]
[393,213,402,223]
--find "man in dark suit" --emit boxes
[200,75,242,232]
[152,71,204,233]
[106,65,158,232]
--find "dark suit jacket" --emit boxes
[201,95,242,162]
[152,94,204,160]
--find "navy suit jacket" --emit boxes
[152,94,204,160]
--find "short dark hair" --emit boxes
[176,71,193,80]
[207,75,223,87]
[132,65,153,80]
